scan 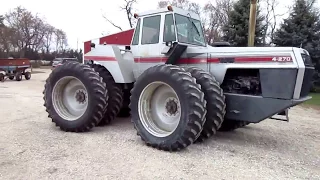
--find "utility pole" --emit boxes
[248,0,257,46]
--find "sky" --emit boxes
[0,0,315,50]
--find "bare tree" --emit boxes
[4,6,46,57]
[102,14,123,31]
[0,6,75,59]
[261,0,292,44]
[0,15,4,27]
[29,17,47,52]
[202,0,232,44]
[158,0,200,14]
[43,24,55,53]
[0,24,14,56]
[120,0,137,28]
[54,29,68,52]
[102,0,138,32]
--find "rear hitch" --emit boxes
[270,108,289,122]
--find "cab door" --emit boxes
[130,14,165,76]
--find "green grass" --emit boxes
[303,93,320,106]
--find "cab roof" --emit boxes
[134,6,201,21]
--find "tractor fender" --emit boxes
[84,45,135,83]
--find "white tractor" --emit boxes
[43,6,314,151]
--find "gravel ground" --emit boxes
[0,69,319,180]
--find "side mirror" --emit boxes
[165,41,173,47]
[162,41,175,54]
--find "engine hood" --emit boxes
[185,45,299,58]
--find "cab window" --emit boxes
[132,18,141,45]
[141,15,161,44]
[163,14,176,42]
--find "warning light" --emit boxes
[134,13,138,18]
[167,5,173,11]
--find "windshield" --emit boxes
[174,14,206,46]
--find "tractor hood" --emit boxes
[185,45,302,59]
[164,43,306,65]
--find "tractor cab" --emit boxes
[130,6,207,63]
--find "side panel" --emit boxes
[0,58,31,71]
[84,45,135,83]
[99,29,134,45]
[292,48,306,99]
[259,68,297,99]
[84,41,91,54]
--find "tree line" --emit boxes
[0,6,82,61]
[105,0,320,90]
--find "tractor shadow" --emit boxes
[88,116,292,154]
[89,116,133,133]
[199,124,293,153]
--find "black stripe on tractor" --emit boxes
[164,42,187,65]
[219,57,235,63]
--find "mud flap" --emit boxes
[270,108,289,122]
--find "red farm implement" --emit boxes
[0,58,32,82]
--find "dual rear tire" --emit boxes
[43,62,124,131]
[129,64,226,151]
[90,64,123,125]
[43,62,108,132]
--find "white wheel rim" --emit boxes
[138,81,181,137]
[52,76,88,121]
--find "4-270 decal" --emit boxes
[272,56,292,62]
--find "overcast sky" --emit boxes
[0,0,316,50]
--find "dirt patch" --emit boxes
[300,104,320,111]
[0,69,319,180]
[31,70,46,74]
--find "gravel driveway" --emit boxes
[0,69,319,180]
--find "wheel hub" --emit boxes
[75,90,86,104]
[165,98,179,116]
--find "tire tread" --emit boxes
[184,66,226,143]
[91,64,123,125]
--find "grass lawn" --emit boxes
[303,93,320,106]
